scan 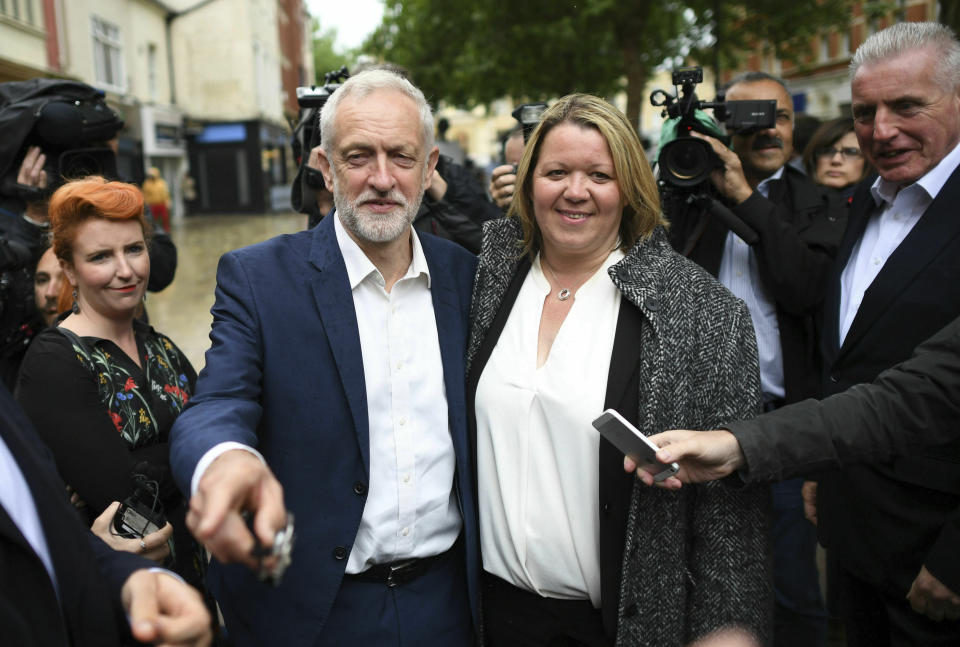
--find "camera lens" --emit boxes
[660,138,714,187]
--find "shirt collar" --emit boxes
[756,166,785,199]
[334,211,431,290]
[871,138,960,207]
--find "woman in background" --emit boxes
[16,176,201,589]
[803,117,873,199]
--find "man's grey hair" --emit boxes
[320,68,435,155]
[723,71,790,96]
[850,21,960,90]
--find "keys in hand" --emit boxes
[245,511,295,587]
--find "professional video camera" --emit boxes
[0,79,124,202]
[651,67,779,245]
[651,66,776,189]
[290,66,349,219]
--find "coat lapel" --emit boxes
[838,166,960,358]
[307,215,370,474]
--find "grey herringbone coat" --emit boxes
[467,218,773,646]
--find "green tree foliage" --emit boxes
[312,17,351,83]
[365,0,852,129]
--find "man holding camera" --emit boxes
[665,71,845,647]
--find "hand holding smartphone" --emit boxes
[592,409,679,482]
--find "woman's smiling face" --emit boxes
[532,121,624,261]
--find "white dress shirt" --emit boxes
[192,215,460,573]
[334,216,460,572]
[718,167,785,400]
[839,140,960,346]
[476,250,623,607]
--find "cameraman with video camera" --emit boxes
[0,79,177,389]
[657,70,845,647]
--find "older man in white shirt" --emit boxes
[813,21,960,646]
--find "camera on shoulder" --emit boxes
[651,66,777,190]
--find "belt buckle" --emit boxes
[385,559,415,588]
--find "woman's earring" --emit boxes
[71,288,79,314]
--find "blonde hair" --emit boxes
[508,94,665,257]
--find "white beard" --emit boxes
[332,172,424,244]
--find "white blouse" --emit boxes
[476,250,624,607]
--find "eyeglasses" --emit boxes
[815,146,863,160]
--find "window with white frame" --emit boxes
[147,43,158,100]
[91,15,124,91]
[0,0,38,25]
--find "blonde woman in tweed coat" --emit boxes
[466,94,772,647]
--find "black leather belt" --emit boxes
[344,550,446,588]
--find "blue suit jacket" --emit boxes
[170,214,480,646]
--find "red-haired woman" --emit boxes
[14,176,203,590]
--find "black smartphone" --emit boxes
[592,409,679,482]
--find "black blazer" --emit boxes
[0,385,145,646]
[817,168,960,596]
[466,258,643,638]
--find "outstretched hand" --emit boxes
[186,449,287,571]
[624,429,745,487]
[122,570,211,647]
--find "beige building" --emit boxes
[38,0,189,222]
[0,0,58,81]
[167,0,294,213]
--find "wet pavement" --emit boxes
[148,212,307,372]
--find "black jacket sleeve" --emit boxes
[731,315,960,482]
[436,155,502,225]
[730,171,846,314]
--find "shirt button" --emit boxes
[353,481,367,495]
[736,271,743,277]
[398,417,406,426]
[403,473,411,483]
[401,527,410,537]
[333,546,348,560]
[396,360,403,370]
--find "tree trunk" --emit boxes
[622,43,648,134]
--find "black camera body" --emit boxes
[112,475,166,539]
[290,67,349,218]
[0,81,124,203]
[651,66,777,189]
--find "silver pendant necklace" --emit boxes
[541,255,601,302]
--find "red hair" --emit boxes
[49,176,151,313]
